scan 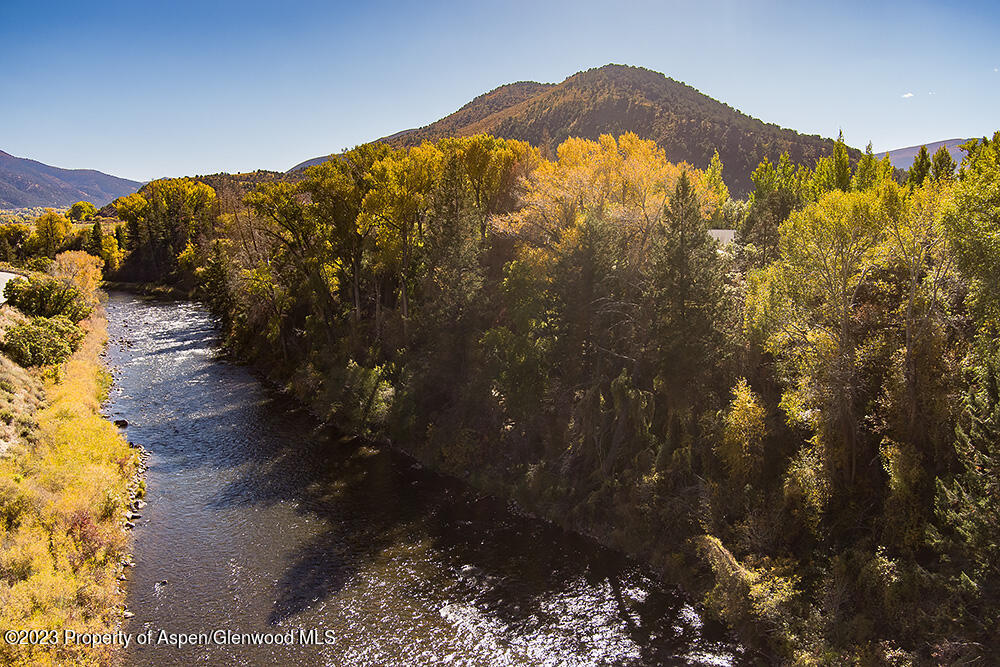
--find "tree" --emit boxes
[908,145,932,187]
[245,180,339,340]
[114,192,149,251]
[880,180,954,449]
[933,347,1000,635]
[719,378,767,483]
[51,251,103,304]
[705,149,730,218]
[86,221,104,257]
[114,224,127,253]
[768,189,885,485]
[0,224,31,261]
[113,179,216,278]
[944,132,1000,332]
[652,171,725,404]
[850,142,892,192]
[363,142,444,335]
[67,201,96,222]
[930,145,957,182]
[740,153,807,267]
[812,131,852,195]
[299,142,394,327]
[31,209,71,258]
[450,134,535,240]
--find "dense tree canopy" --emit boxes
[8,128,990,663]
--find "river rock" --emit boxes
[458,565,483,579]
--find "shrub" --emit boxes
[23,256,53,273]
[3,316,84,367]
[0,477,32,530]
[3,275,92,322]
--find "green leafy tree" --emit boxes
[768,188,885,486]
[719,378,767,484]
[812,131,852,195]
[67,201,96,222]
[944,132,1000,331]
[0,224,31,261]
[299,143,394,326]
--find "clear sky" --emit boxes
[2,0,998,181]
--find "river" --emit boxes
[103,291,741,666]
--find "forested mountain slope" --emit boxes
[293,64,855,194]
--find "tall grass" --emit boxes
[0,314,138,666]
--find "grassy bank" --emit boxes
[0,310,140,666]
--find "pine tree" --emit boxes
[652,172,724,402]
[908,145,932,187]
[933,348,1000,626]
[86,221,103,257]
[930,145,957,181]
[115,224,127,253]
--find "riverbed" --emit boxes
[103,291,741,666]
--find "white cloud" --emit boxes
[901,92,914,98]
[995,67,998,72]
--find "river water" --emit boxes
[103,292,741,666]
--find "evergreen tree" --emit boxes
[930,145,957,181]
[908,145,932,187]
[852,142,879,191]
[115,224,127,253]
[933,348,1000,632]
[653,172,725,402]
[86,220,103,257]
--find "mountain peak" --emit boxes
[292,64,850,194]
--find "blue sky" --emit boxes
[2,0,998,181]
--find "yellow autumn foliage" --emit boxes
[0,314,138,666]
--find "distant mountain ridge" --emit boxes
[881,138,968,170]
[292,64,857,194]
[0,150,141,209]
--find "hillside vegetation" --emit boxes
[294,65,854,195]
[0,151,140,210]
[0,257,139,666]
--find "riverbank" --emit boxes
[101,281,189,300]
[0,309,141,666]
